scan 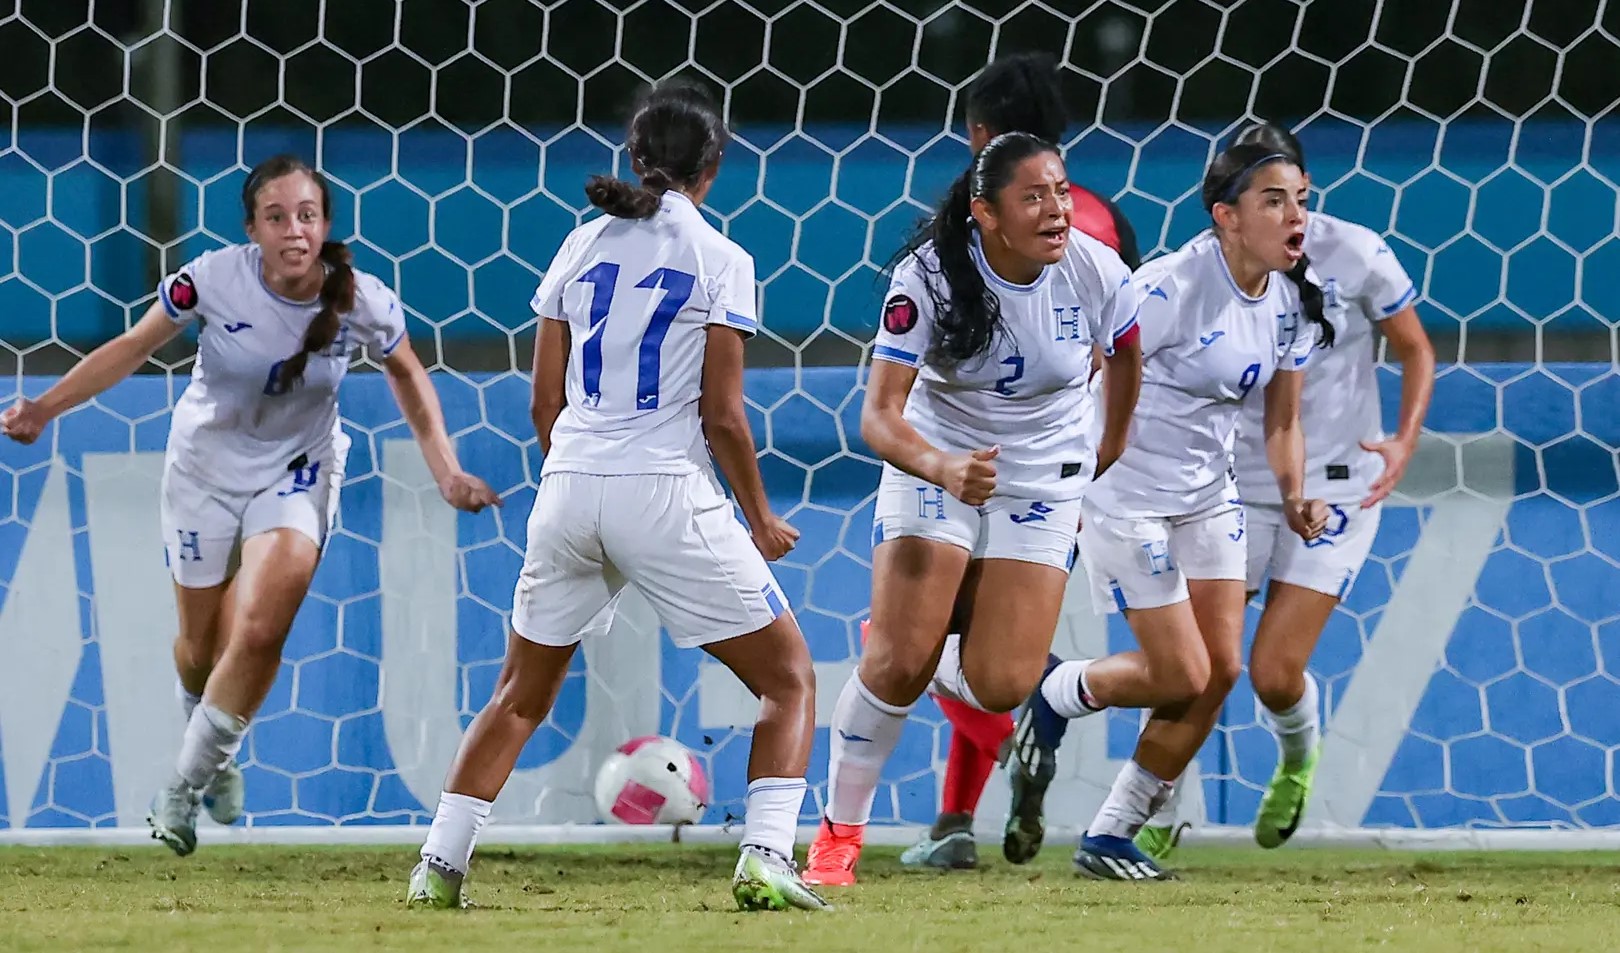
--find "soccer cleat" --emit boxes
[1003,654,1068,864]
[406,858,472,909]
[1255,746,1320,849]
[146,778,201,857]
[802,819,863,887]
[899,829,978,870]
[732,845,832,912]
[1133,821,1191,862]
[1073,833,1177,881]
[202,761,245,826]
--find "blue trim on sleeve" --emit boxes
[873,344,920,366]
[380,329,406,356]
[1293,355,1310,367]
[722,311,758,333]
[1111,314,1138,341]
[1379,284,1418,316]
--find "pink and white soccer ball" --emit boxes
[593,736,710,826]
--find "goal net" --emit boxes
[1,0,1617,847]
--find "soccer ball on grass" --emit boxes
[593,735,709,826]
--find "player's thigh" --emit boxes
[1269,502,1380,601]
[956,559,1071,710]
[240,454,345,555]
[487,629,580,722]
[1249,581,1341,699]
[231,528,322,652]
[161,463,248,590]
[702,612,814,704]
[510,473,623,648]
[1077,501,1188,613]
[1243,502,1286,596]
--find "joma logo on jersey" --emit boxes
[1052,305,1085,342]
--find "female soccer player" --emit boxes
[1130,121,1436,859]
[0,154,499,856]
[1007,142,1333,880]
[803,131,1144,887]
[901,50,1146,874]
[405,80,827,914]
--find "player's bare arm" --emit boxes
[530,315,570,457]
[1361,305,1435,508]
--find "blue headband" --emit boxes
[1217,152,1292,205]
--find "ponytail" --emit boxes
[585,167,670,220]
[924,170,999,364]
[1283,253,1335,349]
[273,240,353,392]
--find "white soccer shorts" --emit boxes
[870,464,1081,572]
[1245,500,1382,599]
[160,449,345,590]
[510,469,788,649]
[1077,497,1247,613]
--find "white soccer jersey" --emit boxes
[871,229,1139,500]
[1232,213,1418,505]
[159,243,405,493]
[1086,236,1317,519]
[533,191,760,477]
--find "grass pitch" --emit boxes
[3,842,1619,952]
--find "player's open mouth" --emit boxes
[1039,226,1068,249]
[1283,232,1305,261]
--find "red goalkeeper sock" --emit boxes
[935,695,1014,816]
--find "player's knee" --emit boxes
[964,661,1043,714]
[1248,656,1299,710]
[1205,645,1244,699]
[1153,650,1210,705]
[856,640,934,706]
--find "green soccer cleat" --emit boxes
[1133,821,1190,862]
[732,845,833,912]
[899,829,978,870]
[406,858,472,910]
[1255,746,1320,849]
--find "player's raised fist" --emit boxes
[944,445,999,507]
[1285,496,1330,542]
[1,397,47,445]
[751,514,800,561]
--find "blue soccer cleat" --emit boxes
[1073,833,1177,881]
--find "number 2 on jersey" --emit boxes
[994,355,1025,396]
[577,263,696,410]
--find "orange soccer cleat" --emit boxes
[802,818,865,886]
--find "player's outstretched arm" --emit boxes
[699,324,799,561]
[1360,306,1434,508]
[1,300,182,445]
[381,339,501,513]
[1264,368,1327,541]
[861,359,997,506]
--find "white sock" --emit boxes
[1088,759,1173,840]
[1144,770,1185,827]
[825,674,912,826]
[420,792,493,875]
[741,776,807,860]
[174,701,249,791]
[927,634,990,711]
[1040,659,1104,719]
[1266,673,1320,771]
[177,681,203,721]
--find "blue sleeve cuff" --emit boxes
[721,311,759,334]
[873,344,920,367]
[1379,285,1418,316]
[379,329,406,356]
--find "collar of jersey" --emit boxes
[1210,238,1270,304]
[249,244,323,307]
[660,189,701,219]
[969,231,1050,294]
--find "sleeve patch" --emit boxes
[168,273,198,311]
[882,294,918,335]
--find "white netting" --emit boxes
[0,0,1617,844]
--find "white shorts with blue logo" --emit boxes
[159,447,345,590]
[511,469,788,649]
[871,464,1081,572]
[1245,500,1382,599]
[1077,497,1247,613]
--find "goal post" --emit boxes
[0,1,1617,848]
